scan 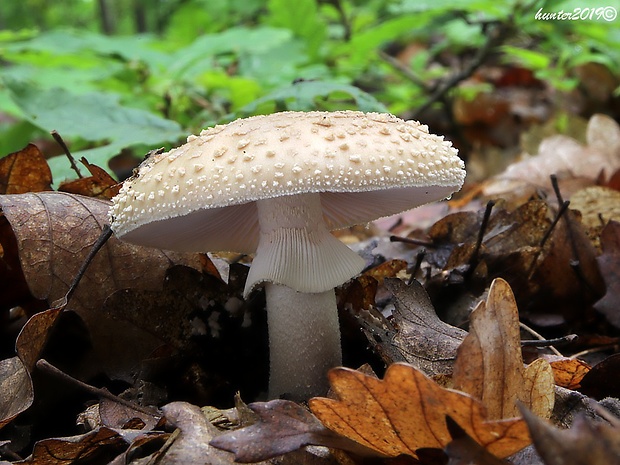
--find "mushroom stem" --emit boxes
[265,283,341,399]
[248,193,365,399]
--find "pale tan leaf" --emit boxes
[452,278,554,420]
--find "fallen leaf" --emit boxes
[0,214,46,314]
[452,278,555,420]
[160,402,238,465]
[484,113,620,197]
[520,404,620,465]
[17,427,126,464]
[579,353,620,400]
[548,358,590,390]
[310,364,531,459]
[444,416,510,465]
[532,208,605,321]
[570,186,620,231]
[15,307,63,372]
[387,278,467,376]
[594,221,620,328]
[0,144,53,194]
[99,396,160,431]
[0,192,203,381]
[58,158,120,199]
[0,192,201,316]
[0,357,33,430]
[210,399,371,463]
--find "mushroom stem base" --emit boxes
[265,283,341,400]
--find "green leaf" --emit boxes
[238,80,388,114]
[265,0,327,57]
[4,79,185,182]
[501,46,551,70]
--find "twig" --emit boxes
[464,200,494,280]
[521,334,578,348]
[332,0,352,41]
[411,22,511,119]
[378,50,429,89]
[36,359,159,417]
[407,249,427,285]
[50,130,84,179]
[390,235,434,247]
[519,322,563,356]
[569,344,619,360]
[54,225,113,309]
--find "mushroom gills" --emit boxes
[244,193,365,297]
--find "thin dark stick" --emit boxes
[378,50,429,89]
[411,22,509,119]
[521,334,578,348]
[550,174,563,204]
[540,200,570,249]
[58,225,113,307]
[407,249,426,285]
[390,235,434,247]
[50,130,84,179]
[465,200,494,279]
[36,359,158,417]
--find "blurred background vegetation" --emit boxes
[0,0,618,182]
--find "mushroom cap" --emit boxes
[110,111,465,253]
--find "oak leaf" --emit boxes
[309,363,531,459]
[452,278,555,420]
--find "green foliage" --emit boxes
[0,0,617,182]
[4,79,185,182]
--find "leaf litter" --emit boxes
[0,114,619,464]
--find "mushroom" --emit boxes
[109,111,466,400]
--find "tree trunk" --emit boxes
[98,0,115,35]
[134,0,147,33]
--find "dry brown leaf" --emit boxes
[570,186,620,230]
[484,113,620,197]
[0,357,33,430]
[0,144,53,194]
[58,158,120,199]
[453,278,555,420]
[579,353,620,400]
[310,364,531,459]
[520,405,620,465]
[0,192,201,315]
[0,192,202,381]
[17,427,125,464]
[548,358,590,390]
[594,221,620,328]
[210,399,372,463]
[387,278,467,375]
[161,402,239,465]
[444,416,510,465]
